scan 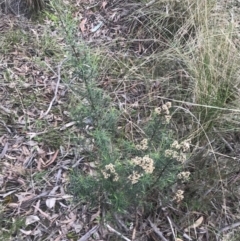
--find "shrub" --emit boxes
[45,0,193,219]
[65,44,190,214]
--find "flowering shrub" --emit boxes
[63,35,191,215]
[70,80,191,212]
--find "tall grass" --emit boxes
[98,0,240,239]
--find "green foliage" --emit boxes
[46,0,190,216]
[33,170,49,185]
[66,45,185,214]
[0,29,29,54]
[33,129,62,149]
[0,209,25,241]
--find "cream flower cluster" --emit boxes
[173,189,184,203]
[135,138,148,151]
[165,149,187,163]
[164,139,191,163]
[128,155,155,184]
[177,171,190,181]
[131,155,155,174]
[154,101,172,124]
[101,163,119,182]
[128,171,143,184]
[171,140,190,152]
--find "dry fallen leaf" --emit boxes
[0,142,8,159]
[25,215,40,226]
[33,205,52,220]
[79,18,87,33]
[184,216,204,231]
[91,21,103,33]
[43,150,59,168]
[0,174,4,187]
[46,197,56,209]
[101,1,108,9]
[73,223,83,233]
[7,203,19,208]
[20,229,32,235]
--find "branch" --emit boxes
[106,224,131,241]
[40,58,67,118]
[148,218,168,241]
[78,225,100,241]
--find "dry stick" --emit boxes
[213,127,234,152]
[41,58,67,118]
[166,216,176,241]
[158,96,240,113]
[78,225,100,241]
[183,233,193,241]
[165,215,192,241]
[145,0,156,7]
[148,218,168,241]
[114,213,129,232]
[132,211,138,240]
[0,105,12,114]
[72,156,85,168]
[106,224,132,241]
[220,221,240,233]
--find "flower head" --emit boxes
[177,171,190,181]
[136,139,148,151]
[101,163,119,181]
[174,189,184,203]
[128,171,142,184]
[131,155,155,174]
[154,107,161,115]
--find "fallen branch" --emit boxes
[166,216,176,241]
[148,218,168,241]
[40,58,67,118]
[78,225,100,241]
[106,224,131,241]
[220,221,240,233]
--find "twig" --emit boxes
[220,221,240,233]
[78,225,100,241]
[145,0,156,7]
[148,218,168,241]
[166,214,192,241]
[183,233,193,241]
[166,216,176,240]
[159,96,240,113]
[0,142,8,159]
[0,105,13,114]
[132,210,138,240]
[106,224,131,241]
[40,58,67,118]
[72,157,85,168]
[213,127,234,152]
[114,213,129,232]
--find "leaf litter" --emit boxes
[0,12,94,241]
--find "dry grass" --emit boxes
[94,0,240,239]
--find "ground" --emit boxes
[1,0,240,241]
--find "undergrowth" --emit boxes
[48,0,240,239]
[66,43,190,214]
[49,0,193,220]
